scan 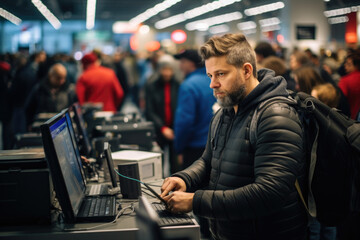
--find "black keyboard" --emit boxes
[78,196,115,218]
[151,203,195,227]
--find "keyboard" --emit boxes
[87,184,109,196]
[151,203,195,227]
[78,196,115,218]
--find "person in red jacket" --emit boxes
[338,51,360,119]
[76,53,124,112]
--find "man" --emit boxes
[338,51,360,120]
[161,34,307,240]
[25,63,77,127]
[145,61,180,175]
[76,53,124,112]
[173,49,216,169]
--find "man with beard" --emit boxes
[160,33,307,240]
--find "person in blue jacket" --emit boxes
[173,49,216,170]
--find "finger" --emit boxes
[160,181,175,198]
[160,178,170,193]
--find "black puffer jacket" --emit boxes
[173,69,307,240]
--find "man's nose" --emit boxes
[210,78,220,89]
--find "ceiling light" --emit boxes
[209,24,230,34]
[130,0,182,26]
[185,12,242,31]
[86,0,97,30]
[323,5,360,18]
[328,16,349,24]
[139,25,150,34]
[259,17,281,27]
[31,0,61,29]
[261,25,281,32]
[155,0,242,29]
[0,8,22,25]
[244,2,284,16]
[237,21,256,31]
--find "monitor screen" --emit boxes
[71,103,92,157]
[49,114,86,215]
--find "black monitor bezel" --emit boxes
[40,108,86,223]
[71,103,92,157]
[103,142,118,188]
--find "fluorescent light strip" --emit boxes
[185,12,242,31]
[31,0,61,29]
[0,8,22,25]
[155,0,242,30]
[130,0,182,26]
[86,0,97,30]
[261,25,280,32]
[324,6,359,18]
[237,21,256,30]
[209,24,230,34]
[328,16,349,24]
[244,1,284,16]
[259,17,280,27]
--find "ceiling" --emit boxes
[0,0,359,28]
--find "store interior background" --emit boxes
[0,0,359,58]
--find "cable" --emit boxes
[114,168,144,184]
[63,203,135,232]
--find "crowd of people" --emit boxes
[0,35,359,239]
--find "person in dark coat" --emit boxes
[25,63,77,127]
[145,61,180,175]
[160,33,307,240]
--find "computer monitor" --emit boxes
[40,109,86,221]
[70,103,92,157]
[103,142,118,188]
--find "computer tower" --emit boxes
[117,163,141,199]
[0,149,52,225]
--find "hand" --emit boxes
[162,127,175,140]
[160,177,186,198]
[163,191,194,214]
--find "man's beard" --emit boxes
[214,78,246,108]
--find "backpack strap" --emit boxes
[249,95,315,216]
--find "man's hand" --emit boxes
[160,177,186,198]
[163,191,194,214]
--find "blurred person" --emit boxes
[161,33,307,240]
[0,59,13,149]
[145,61,180,175]
[311,83,340,108]
[10,51,47,135]
[261,56,295,90]
[254,41,276,65]
[290,51,350,116]
[76,53,124,112]
[173,49,216,169]
[25,63,77,127]
[113,52,129,101]
[293,66,325,94]
[338,51,360,119]
[322,57,341,84]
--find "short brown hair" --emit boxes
[199,33,257,77]
[312,83,340,108]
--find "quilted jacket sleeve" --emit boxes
[181,103,304,220]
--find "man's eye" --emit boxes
[218,73,224,76]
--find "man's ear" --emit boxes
[243,63,253,79]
